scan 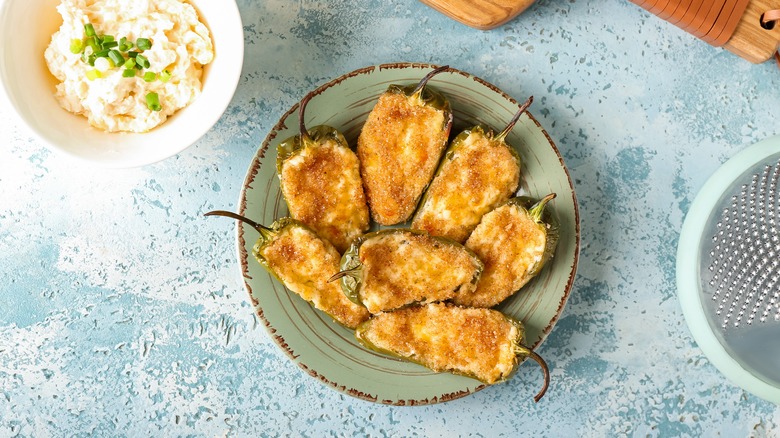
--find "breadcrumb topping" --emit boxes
[357,231,481,313]
[412,129,520,243]
[358,92,449,225]
[280,141,369,253]
[261,226,369,328]
[454,204,547,308]
[357,303,521,384]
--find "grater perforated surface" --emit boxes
[699,154,780,387]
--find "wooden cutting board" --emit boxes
[418,0,537,30]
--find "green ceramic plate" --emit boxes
[236,63,580,405]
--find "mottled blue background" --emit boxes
[2,0,780,436]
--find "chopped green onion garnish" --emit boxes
[70,39,83,54]
[135,54,150,69]
[108,50,124,66]
[118,37,133,52]
[85,37,100,53]
[77,26,159,81]
[136,38,152,51]
[145,92,162,111]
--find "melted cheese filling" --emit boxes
[358,231,480,314]
[357,92,449,225]
[260,226,369,328]
[358,303,520,384]
[455,204,546,308]
[412,131,520,243]
[280,141,369,253]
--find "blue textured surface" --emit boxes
[2,0,780,435]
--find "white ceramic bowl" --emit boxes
[0,0,244,168]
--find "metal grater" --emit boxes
[698,155,780,388]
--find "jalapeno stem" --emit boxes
[515,344,550,402]
[410,65,449,99]
[529,193,556,223]
[204,210,275,240]
[327,266,361,283]
[495,96,533,144]
[298,92,315,146]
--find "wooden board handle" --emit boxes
[724,0,780,63]
[418,0,537,30]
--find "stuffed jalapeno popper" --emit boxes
[357,65,453,225]
[329,229,483,314]
[411,97,532,243]
[355,302,550,402]
[453,194,559,308]
[205,211,370,329]
[276,92,370,253]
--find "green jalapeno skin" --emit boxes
[329,228,483,314]
[276,92,370,253]
[354,303,550,401]
[357,66,454,225]
[205,211,369,329]
[453,194,559,308]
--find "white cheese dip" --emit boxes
[44,0,214,133]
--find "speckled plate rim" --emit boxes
[677,135,780,405]
[235,62,580,405]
